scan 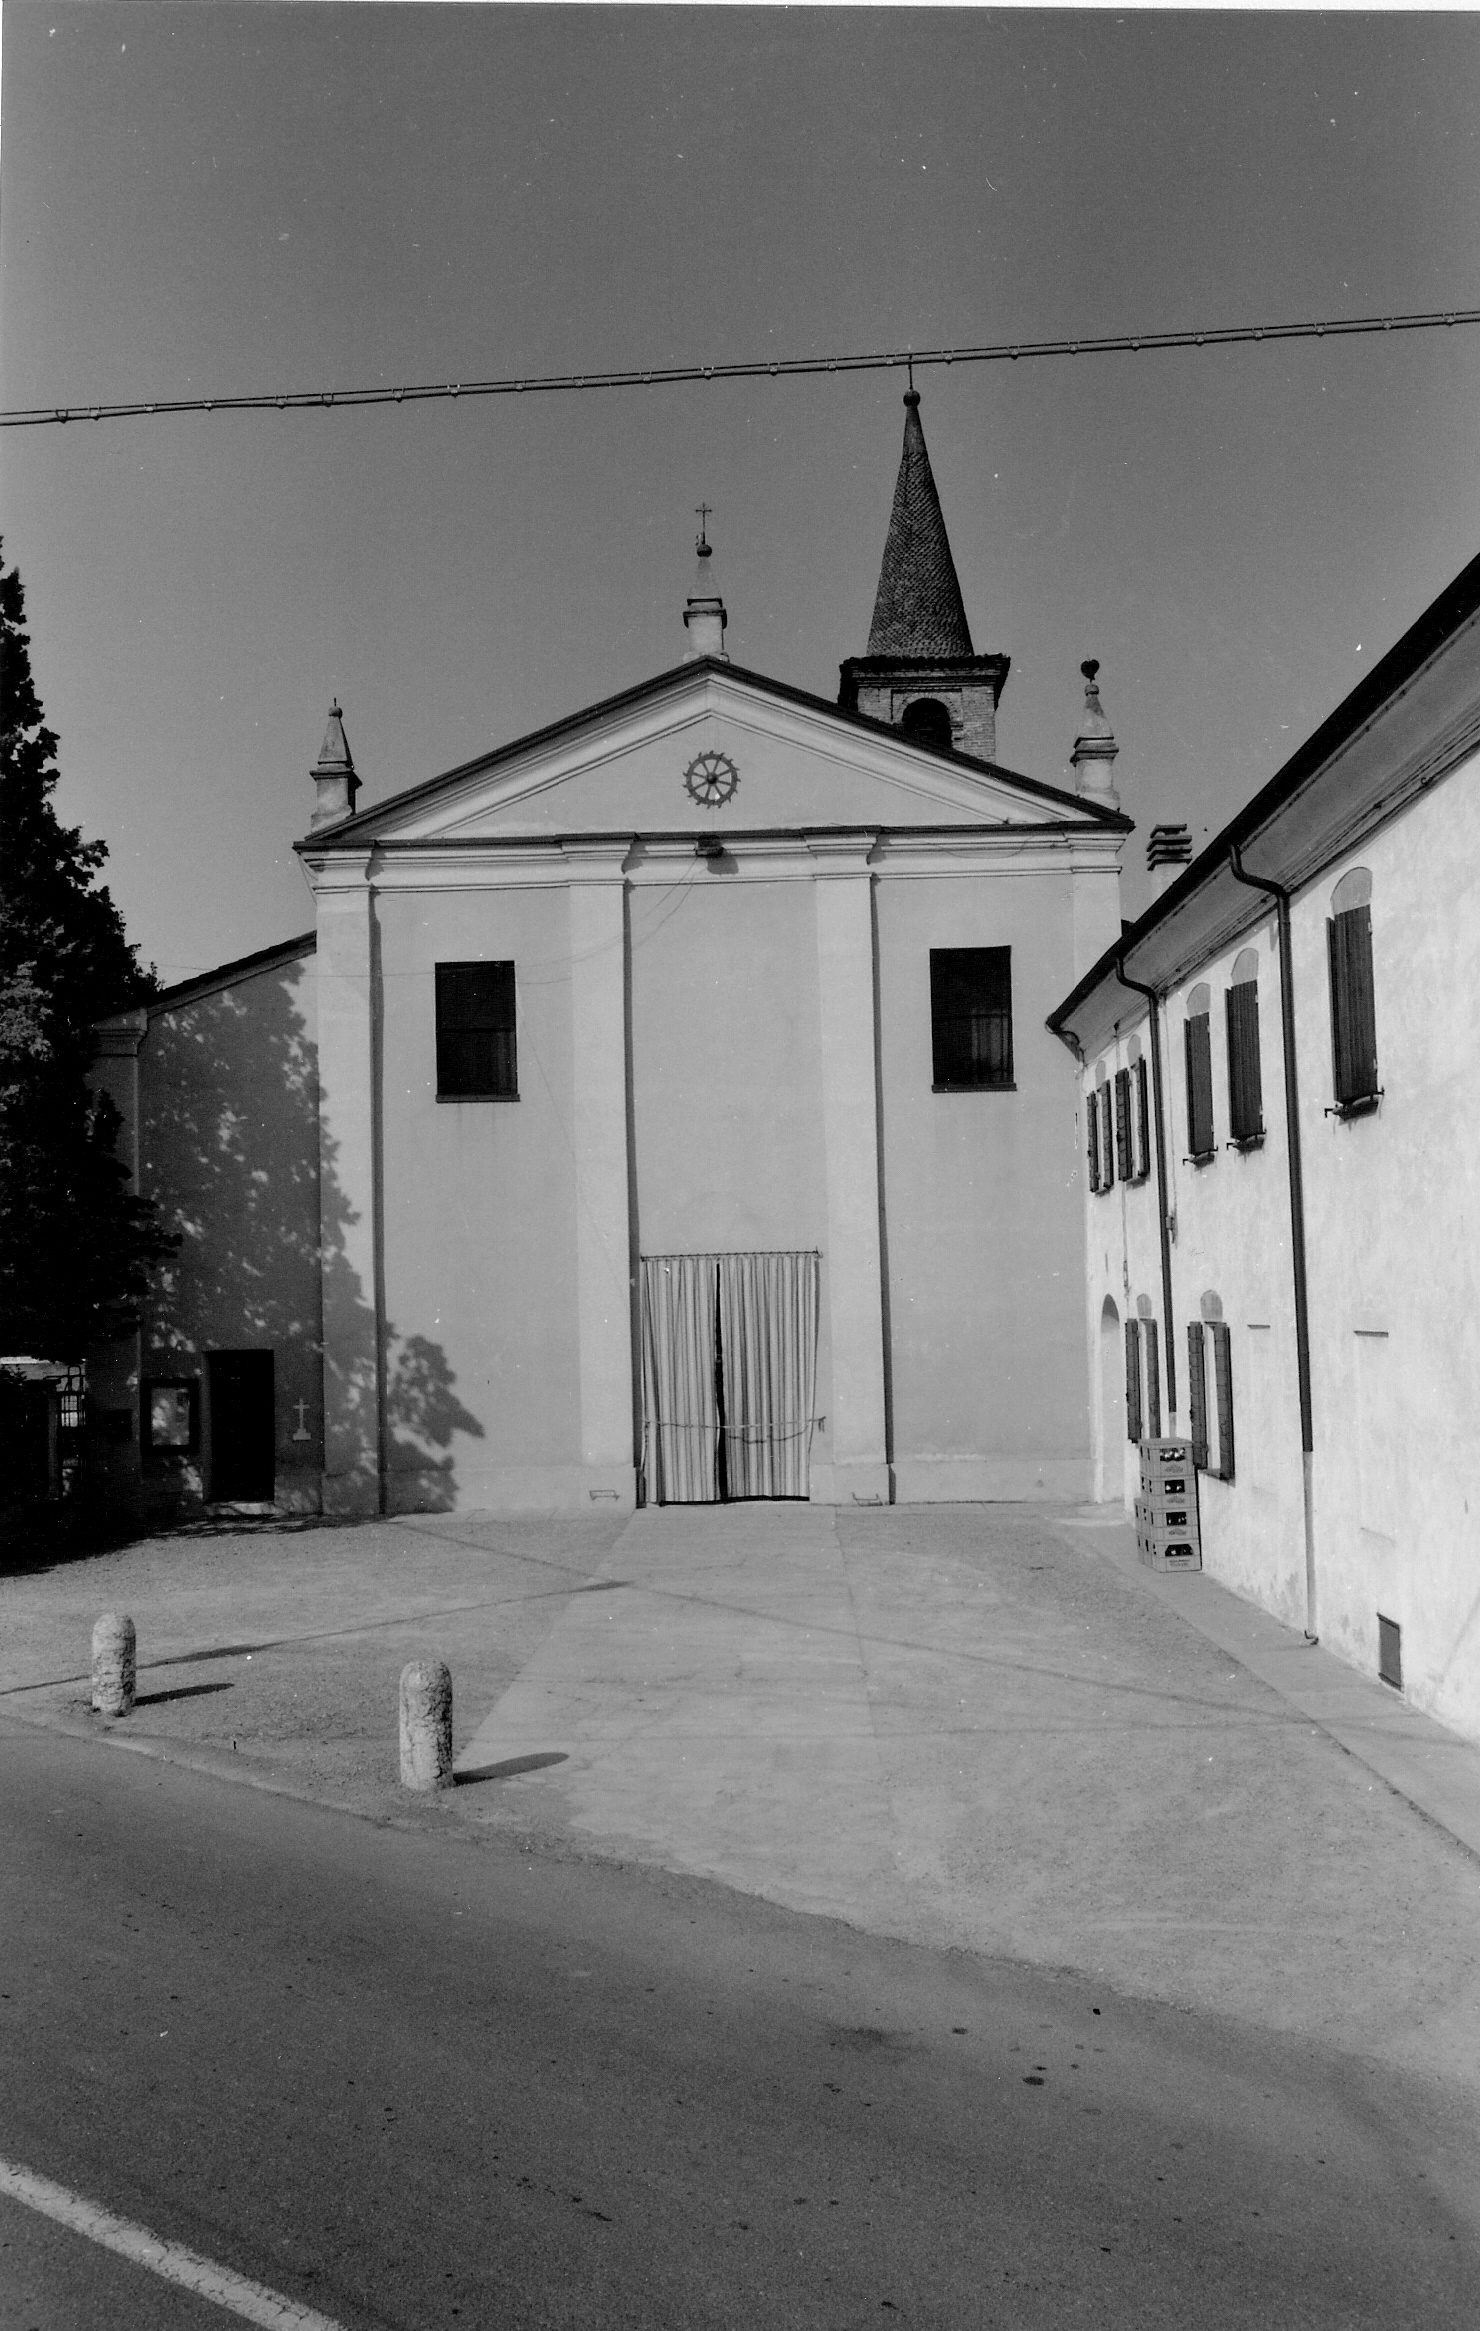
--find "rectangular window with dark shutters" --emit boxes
[1097,1086,1114,1190]
[1114,1068,1133,1182]
[1143,1318,1162,1439]
[930,948,1014,1090]
[1184,1013,1215,1160]
[1328,908,1379,1111]
[436,961,518,1100]
[1187,1324,1209,1470]
[1226,982,1264,1143]
[1132,1056,1151,1182]
[1124,1318,1143,1444]
[1087,1091,1103,1193]
[1210,1321,1235,1482]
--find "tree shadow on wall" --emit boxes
[112,953,481,1514]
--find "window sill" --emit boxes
[1183,1149,1217,1168]
[1227,1133,1265,1152]
[436,1092,521,1104]
[1325,1090,1383,1121]
[932,1081,1017,1094]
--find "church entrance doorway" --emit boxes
[206,1349,276,1503]
[639,1252,819,1505]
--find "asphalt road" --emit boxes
[2,1713,1477,2331]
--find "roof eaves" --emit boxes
[1047,540,1480,1043]
[141,929,317,1018]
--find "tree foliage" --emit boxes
[0,543,174,1358]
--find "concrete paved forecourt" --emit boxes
[3,1499,1479,2102]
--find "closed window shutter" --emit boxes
[1114,1068,1133,1181]
[1100,1087,1114,1188]
[1184,1014,1214,1157]
[1134,1056,1150,1180]
[1124,1318,1142,1444]
[1188,1323,1209,1470]
[1226,983,1263,1140]
[435,960,518,1098]
[1144,1319,1162,1439]
[1211,1321,1235,1481]
[1328,907,1378,1106]
[1087,1093,1102,1193]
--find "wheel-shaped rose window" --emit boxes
[683,750,739,808]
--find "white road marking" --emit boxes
[0,2154,350,2329]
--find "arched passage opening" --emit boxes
[900,696,953,751]
[1099,1295,1125,1503]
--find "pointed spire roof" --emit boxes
[315,700,355,776]
[866,389,974,658]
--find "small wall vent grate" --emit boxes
[1377,1613,1403,1692]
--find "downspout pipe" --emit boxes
[1113,953,1177,1426]
[1226,842,1318,1642]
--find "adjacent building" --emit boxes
[1048,550,1480,1743]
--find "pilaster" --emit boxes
[810,836,891,1502]
[312,852,384,1514]
[564,842,637,1497]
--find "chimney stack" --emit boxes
[1147,822,1193,897]
[682,513,728,662]
[1070,660,1119,808]
[310,702,360,830]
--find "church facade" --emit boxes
[87,393,1128,1519]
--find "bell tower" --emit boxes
[838,388,1009,760]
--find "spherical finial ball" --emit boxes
[1081,658,1100,683]
[903,388,921,409]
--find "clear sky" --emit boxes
[4,4,1480,980]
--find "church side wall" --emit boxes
[94,949,323,1518]
[877,867,1092,1500]
[375,884,584,1512]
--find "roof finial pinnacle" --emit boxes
[695,501,712,558]
[904,354,919,409]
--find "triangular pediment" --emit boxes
[306,661,1120,848]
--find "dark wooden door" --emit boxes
[207,1350,275,1502]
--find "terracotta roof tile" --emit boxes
[866,392,974,658]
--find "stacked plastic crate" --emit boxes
[1135,1438,1202,1571]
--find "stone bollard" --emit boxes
[91,1614,136,1717]
[399,1659,453,1791]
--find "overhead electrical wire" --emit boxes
[4,303,1479,432]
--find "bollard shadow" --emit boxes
[133,1679,236,1707]
[453,1750,569,1786]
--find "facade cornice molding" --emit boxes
[94,1008,150,1055]
[301,846,377,895]
[558,837,637,880]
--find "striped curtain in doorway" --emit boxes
[640,1254,720,1505]
[717,1250,819,1500]
[640,1250,820,1504]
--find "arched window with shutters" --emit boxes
[1183,982,1215,1162]
[1327,867,1380,1115]
[1187,1291,1235,1481]
[1226,948,1264,1145]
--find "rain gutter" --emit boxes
[1226,842,1318,1642]
[1113,951,1177,1426]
